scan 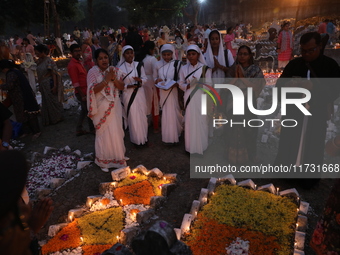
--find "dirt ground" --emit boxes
[14,67,339,254]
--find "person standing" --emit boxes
[317,19,328,35]
[277,21,293,70]
[179,45,212,154]
[26,31,37,46]
[87,49,126,172]
[203,25,211,52]
[224,27,236,58]
[274,32,340,188]
[124,26,143,55]
[0,60,41,139]
[227,46,265,164]
[81,38,95,71]
[154,44,183,143]
[73,26,81,44]
[34,44,63,126]
[135,41,159,133]
[21,38,35,57]
[118,45,148,146]
[68,44,94,136]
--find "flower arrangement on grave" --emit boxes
[42,167,172,255]
[185,185,297,255]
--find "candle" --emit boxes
[111,182,117,187]
[80,237,83,242]
[277,188,280,195]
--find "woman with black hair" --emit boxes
[87,48,126,172]
[0,59,41,139]
[34,44,63,126]
[226,45,265,164]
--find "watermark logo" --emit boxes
[200,84,311,128]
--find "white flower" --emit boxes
[226,238,249,255]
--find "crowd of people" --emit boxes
[1,20,340,254]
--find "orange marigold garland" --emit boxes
[186,216,280,255]
[113,180,155,205]
[42,221,81,255]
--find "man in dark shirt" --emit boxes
[275,32,340,187]
[0,102,12,150]
[124,26,143,55]
[67,44,94,136]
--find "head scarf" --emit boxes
[160,44,176,62]
[204,30,225,70]
[118,45,134,67]
[186,44,206,65]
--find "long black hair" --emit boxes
[135,41,155,62]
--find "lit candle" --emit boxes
[163,177,166,181]
[277,188,280,195]
[80,237,83,242]
[111,182,117,187]
[254,184,257,190]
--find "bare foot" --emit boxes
[28,198,54,234]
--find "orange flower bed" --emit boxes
[82,244,112,255]
[113,180,155,205]
[42,221,81,255]
[186,216,280,255]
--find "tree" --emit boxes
[119,0,187,25]
[0,0,78,35]
[88,0,94,31]
[183,0,200,25]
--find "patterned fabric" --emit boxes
[278,31,293,61]
[83,45,94,71]
[87,65,126,168]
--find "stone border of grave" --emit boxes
[45,165,177,251]
[176,175,309,255]
[31,146,93,200]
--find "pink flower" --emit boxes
[130,176,136,180]
[60,234,69,241]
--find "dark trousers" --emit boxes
[75,93,94,132]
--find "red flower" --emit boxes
[130,176,136,180]
[312,229,324,245]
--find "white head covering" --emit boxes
[160,44,176,61]
[186,44,206,65]
[204,30,225,69]
[118,45,134,67]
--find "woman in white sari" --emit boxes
[154,44,183,143]
[118,45,148,145]
[87,49,126,172]
[179,45,212,154]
